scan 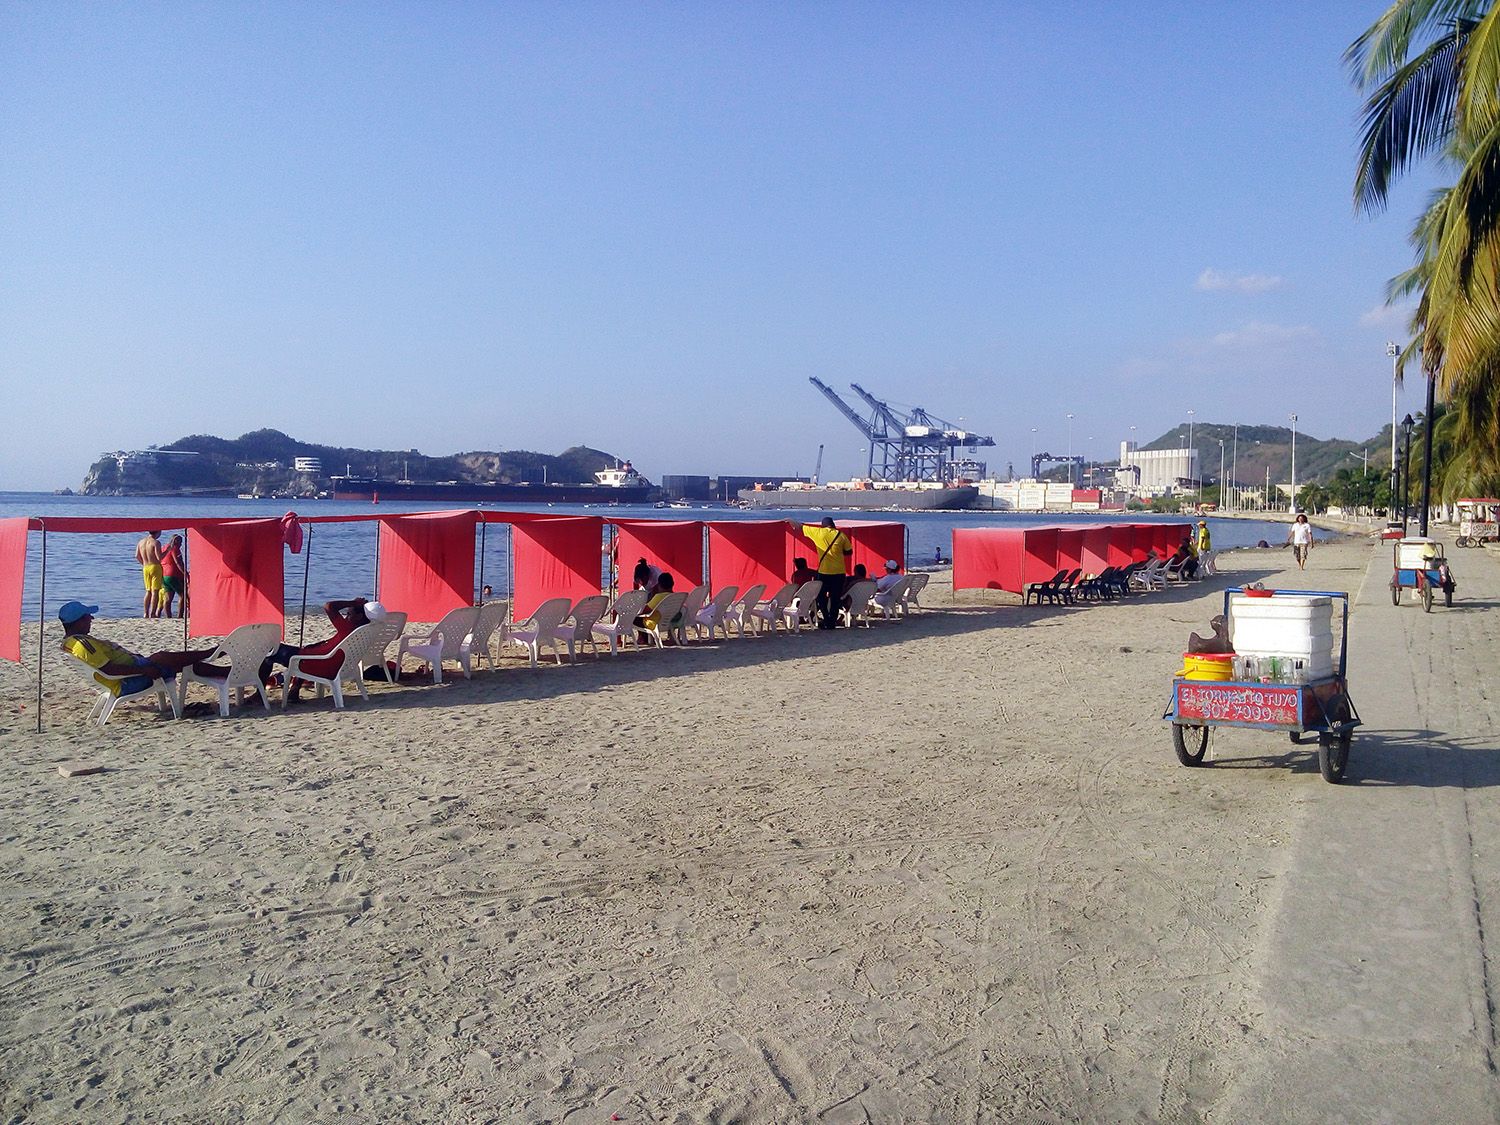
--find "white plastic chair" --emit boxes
[467,601,509,670]
[64,649,181,727]
[397,605,481,683]
[723,584,765,638]
[555,595,609,660]
[179,622,282,717]
[674,584,711,644]
[782,579,823,633]
[283,623,387,709]
[639,591,688,648]
[505,597,574,666]
[358,611,408,684]
[1131,557,1166,592]
[839,579,879,628]
[869,576,912,619]
[592,589,651,655]
[694,585,739,640]
[749,582,799,635]
[904,572,931,612]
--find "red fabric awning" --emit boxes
[0,519,28,662]
[186,520,286,640]
[1080,526,1113,574]
[706,520,794,595]
[611,519,704,590]
[511,517,603,619]
[377,512,479,623]
[795,520,906,577]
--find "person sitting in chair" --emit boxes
[260,597,387,704]
[1170,538,1199,579]
[875,559,904,593]
[790,556,818,586]
[59,600,219,698]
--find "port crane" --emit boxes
[1030,452,1086,482]
[808,377,994,483]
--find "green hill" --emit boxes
[1142,422,1394,487]
[81,430,629,498]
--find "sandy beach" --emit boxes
[2,535,1498,1121]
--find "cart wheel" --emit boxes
[1422,582,1434,612]
[1457,536,1471,548]
[1172,723,1210,766]
[1390,582,1401,606]
[1318,729,1351,783]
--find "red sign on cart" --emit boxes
[1176,682,1301,725]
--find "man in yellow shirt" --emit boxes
[801,517,852,630]
[59,600,217,696]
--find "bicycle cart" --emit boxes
[1455,498,1498,548]
[1162,588,1361,783]
[1390,536,1450,611]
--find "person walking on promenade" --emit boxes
[802,516,852,630]
[160,534,188,619]
[1288,513,1313,570]
[136,530,165,618]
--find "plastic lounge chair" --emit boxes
[64,650,182,726]
[639,591,689,648]
[694,585,739,640]
[749,582,799,635]
[782,579,823,633]
[396,605,480,683]
[467,601,509,671]
[840,579,879,628]
[904,572,931,611]
[1131,557,1166,592]
[592,590,651,655]
[1055,568,1088,604]
[504,597,574,667]
[359,611,408,684]
[1199,550,1217,576]
[722,584,765,638]
[1163,555,1191,583]
[284,623,386,709]
[869,576,912,619]
[1025,569,1069,605]
[555,595,609,659]
[671,584,711,645]
[179,622,282,717]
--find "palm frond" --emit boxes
[1347,0,1488,87]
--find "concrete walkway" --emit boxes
[1227,543,1500,1120]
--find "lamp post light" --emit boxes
[1289,414,1300,510]
[1418,371,1437,537]
[1186,409,1195,499]
[1217,439,1225,510]
[1066,413,1075,485]
[1401,413,1415,532]
[1265,465,1272,511]
[1029,428,1037,476]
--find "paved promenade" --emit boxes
[1229,542,1500,1121]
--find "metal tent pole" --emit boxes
[477,517,487,603]
[298,525,314,647]
[180,527,189,648]
[35,524,46,734]
[373,520,381,598]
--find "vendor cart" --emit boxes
[1162,588,1360,783]
[1390,536,1450,611]
[1455,498,1498,548]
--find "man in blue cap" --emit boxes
[58,601,219,697]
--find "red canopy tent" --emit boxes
[610,519,704,593]
[798,520,906,577]
[1079,526,1114,575]
[375,511,479,624]
[706,520,795,596]
[952,526,1065,595]
[505,515,604,619]
[0,518,30,663]
[185,519,285,639]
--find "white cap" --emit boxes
[884,559,900,572]
[362,600,388,621]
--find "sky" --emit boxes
[0,3,1446,490]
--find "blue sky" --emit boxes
[1,3,1441,489]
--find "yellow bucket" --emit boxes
[1179,652,1234,681]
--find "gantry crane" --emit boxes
[808,377,994,482]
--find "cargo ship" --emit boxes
[738,479,979,510]
[331,462,654,504]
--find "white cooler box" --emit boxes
[1230,594,1335,681]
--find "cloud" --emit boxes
[1360,303,1410,327]
[1196,268,1285,294]
[1207,321,1317,348]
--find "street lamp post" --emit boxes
[1186,410,1195,499]
[1265,466,1271,511]
[1218,439,1225,509]
[1231,423,1238,513]
[1401,413,1415,532]
[1066,413,1075,485]
[1418,372,1437,536]
[1387,341,1401,526]
[1289,415,1299,510]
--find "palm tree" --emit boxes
[1349,1,1500,491]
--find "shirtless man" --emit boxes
[136,530,164,618]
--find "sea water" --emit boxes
[0,492,1292,621]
